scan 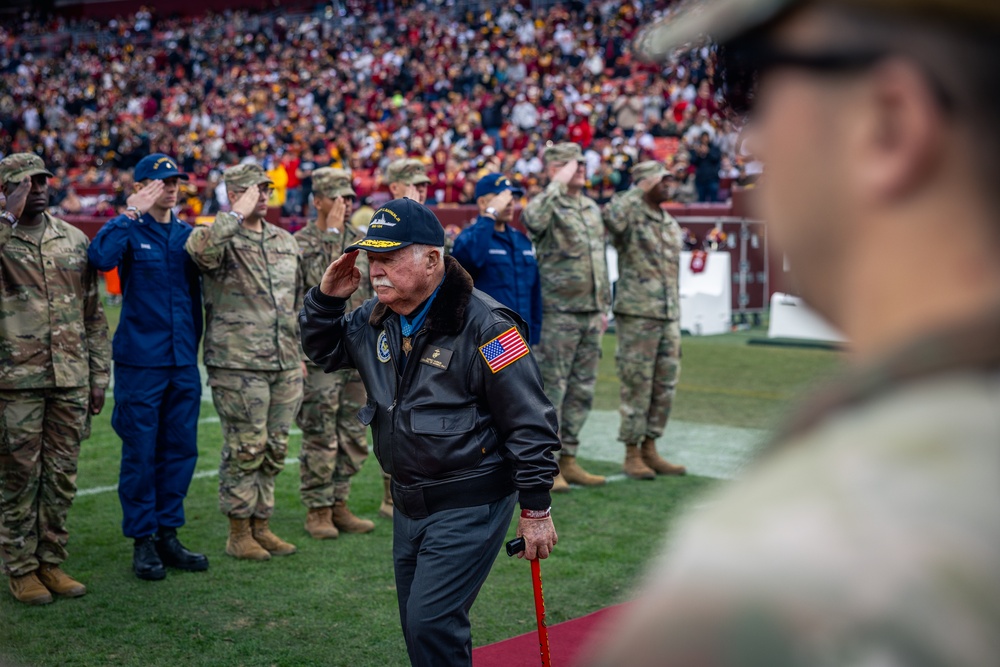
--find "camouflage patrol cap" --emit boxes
[223,162,273,189]
[0,153,53,184]
[312,168,356,199]
[631,161,671,184]
[633,0,1000,61]
[384,158,432,185]
[543,142,585,164]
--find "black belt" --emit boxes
[391,466,514,520]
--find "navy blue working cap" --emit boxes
[346,198,445,253]
[474,172,524,199]
[134,153,189,182]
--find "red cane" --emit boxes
[506,537,552,667]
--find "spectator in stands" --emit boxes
[690,132,723,202]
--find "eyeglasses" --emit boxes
[717,37,953,116]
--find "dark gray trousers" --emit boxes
[392,492,517,667]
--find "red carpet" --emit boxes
[473,603,630,667]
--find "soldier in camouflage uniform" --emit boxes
[0,154,110,605]
[588,1,1000,665]
[295,168,377,539]
[522,142,610,491]
[603,161,687,480]
[185,162,303,561]
[384,158,432,205]
[371,157,433,515]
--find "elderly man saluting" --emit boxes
[299,197,559,667]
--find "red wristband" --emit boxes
[520,508,551,519]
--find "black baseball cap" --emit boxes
[346,197,446,253]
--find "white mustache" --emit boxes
[371,277,395,288]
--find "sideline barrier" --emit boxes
[767,292,847,343]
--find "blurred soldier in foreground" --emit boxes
[522,142,610,491]
[589,1,1000,665]
[186,163,303,560]
[0,154,110,604]
[295,168,377,538]
[603,161,686,480]
[89,154,208,581]
[300,198,559,666]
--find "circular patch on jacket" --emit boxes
[377,330,391,363]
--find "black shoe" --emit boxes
[156,528,209,572]
[133,536,167,581]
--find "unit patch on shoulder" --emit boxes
[478,327,529,374]
[377,330,391,363]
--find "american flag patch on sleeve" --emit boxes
[478,327,530,374]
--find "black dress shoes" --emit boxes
[133,536,167,581]
[155,528,209,572]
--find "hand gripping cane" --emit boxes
[506,537,552,667]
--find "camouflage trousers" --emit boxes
[208,367,303,520]
[536,310,604,457]
[296,365,370,508]
[0,387,90,577]
[616,315,681,445]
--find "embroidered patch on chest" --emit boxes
[377,330,391,363]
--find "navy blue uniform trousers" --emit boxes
[393,493,516,667]
[112,363,201,538]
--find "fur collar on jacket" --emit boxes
[368,256,473,334]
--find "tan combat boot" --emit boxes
[641,438,687,476]
[623,445,656,480]
[9,571,53,605]
[332,500,375,534]
[225,517,271,561]
[251,518,297,556]
[551,472,570,493]
[559,455,606,486]
[36,563,87,597]
[304,507,339,540]
[379,478,394,520]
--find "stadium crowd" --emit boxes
[0,0,755,219]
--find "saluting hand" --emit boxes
[488,189,514,215]
[403,183,420,201]
[636,175,663,194]
[3,177,31,220]
[231,186,261,220]
[320,250,362,299]
[329,196,347,230]
[125,179,165,215]
[552,159,578,185]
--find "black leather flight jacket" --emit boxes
[300,257,559,519]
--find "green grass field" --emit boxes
[0,307,843,667]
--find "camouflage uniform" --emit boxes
[295,169,373,508]
[521,143,610,458]
[0,153,111,577]
[185,163,303,520]
[603,163,683,447]
[589,308,1000,666]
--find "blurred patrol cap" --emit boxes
[223,162,273,189]
[633,0,1000,60]
[474,172,524,199]
[0,153,53,185]
[312,168,356,199]
[631,161,671,184]
[345,198,445,253]
[543,142,584,164]
[134,153,189,182]
[384,158,432,185]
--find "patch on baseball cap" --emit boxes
[345,198,445,253]
[134,153,189,182]
[0,153,53,184]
